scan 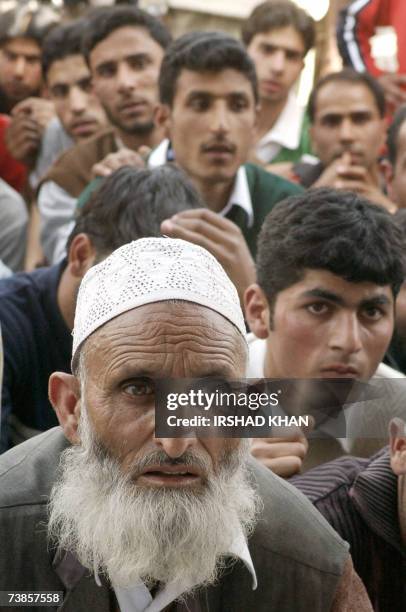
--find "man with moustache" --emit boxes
[152,31,301,301]
[0,238,372,611]
[293,69,395,212]
[244,188,406,475]
[37,5,171,264]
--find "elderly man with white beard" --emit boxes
[0,238,372,612]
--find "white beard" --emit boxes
[48,407,259,589]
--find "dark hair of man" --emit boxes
[308,68,386,122]
[159,31,259,107]
[42,20,87,79]
[0,5,59,47]
[256,188,406,311]
[387,104,406,165]
[81,6,172,65]
[241,0,315,54]
[66,164,205,260]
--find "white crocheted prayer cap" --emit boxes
[72,237,246,366]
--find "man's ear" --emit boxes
[154,103,171,137]
[67,233,96,279]
[49,372,81,444]
[244,283,271,339]
[389,417,406,475]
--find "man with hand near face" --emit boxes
[0,237,372,611]
[294,69,395,212]
[0,3,59,167]
[245,188,406,475]
[153,31,301,301]
[37,5,170,265]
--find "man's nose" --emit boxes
[116,62,137,93]
[328,312,363,354]
[269,49,286,74]
[13,56,26,80]
[210,102,230,134]
[69,86,87,114]
[153,435,199,459]
[338,117,355,143]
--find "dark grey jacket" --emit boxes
[0,428,351,611]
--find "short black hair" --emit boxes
[159,31,259,107]
[66,165,205,259]
[308,69,386,122]
[257,188,406,306]
[242,0,315,54]
[42,20,87,79]
[82,5,171,65]
[387,104,406,165]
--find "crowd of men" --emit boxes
[0,1,405,610]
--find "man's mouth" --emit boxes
[118,100,147,115]
[70,119,98,137]
[261,79,283,94]
[320,364,360,378]
[201,143,235,160]
[137,464,203,487]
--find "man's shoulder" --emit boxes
[0,265,61,319]
[248,458,349,570]
[244,162,303,200]
[40,129,117,197]
[290,454,369,504]
[0,428,69,509]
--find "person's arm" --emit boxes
[330,557,373,612]
[337,0,384,76]
[37,181,77,265]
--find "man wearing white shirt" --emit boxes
[245,188,406,475]
[243,1,314,171]
[156,31,301,301]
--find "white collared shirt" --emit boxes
[148,139,254,227]
[255,93,305,164]
[113,529,257,612]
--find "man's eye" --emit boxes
[307,303,329,315]
[51,84,69,98]
[190,98,209,111]
[321,116,341,128]
[128,56,149,70]
[362,307,383,321]
[123,380,155,397]
[97,64,116,78]
[230,98,248,112]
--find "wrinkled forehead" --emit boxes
[79,302,247,380]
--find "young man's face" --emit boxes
[246,269,394,381]
[163,68,258,188]
[246,26,305,104]
[310,81,386,169]
[387,120,406,208]
[90,26,164,136]
[47,54,106,142]
[0,37,42,105]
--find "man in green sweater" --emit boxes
[148,31,301,301]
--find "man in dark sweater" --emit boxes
[292,417,406,611]
[0,165,204,453]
